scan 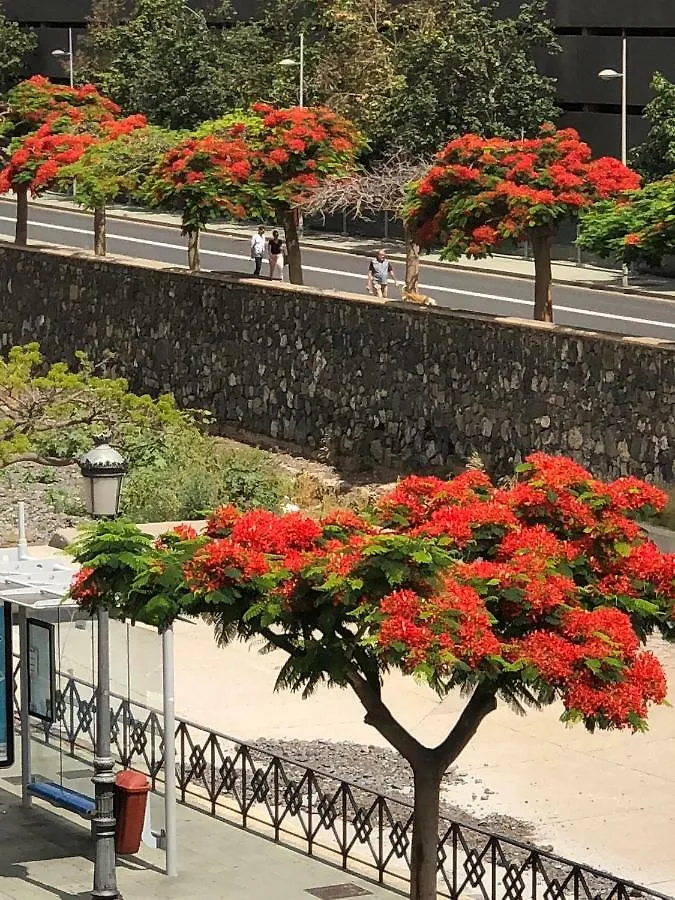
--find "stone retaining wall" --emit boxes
[1,242,673,480]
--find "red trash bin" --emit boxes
[114,769,150,855]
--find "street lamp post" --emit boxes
[279,34,306,238]
[51,27,74,89]
[598,30,628,287]
[78,439,128,900]
[279,32,305,108]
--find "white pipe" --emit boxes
[162,626,177,876]
[17,502,28,561]
[18,606,32,808]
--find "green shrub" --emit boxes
[652,487,675,530]
[120,433,289,523]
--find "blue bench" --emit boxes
[27,780,96,818]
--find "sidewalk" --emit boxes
[0,765,398,900]
[28,193,675,301]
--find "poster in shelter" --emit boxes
[27,619,55,722]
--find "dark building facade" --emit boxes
[5,0,675,156]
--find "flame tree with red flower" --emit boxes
[147,105,362,280]
[143,132,269,272]
[70,454,674,900]
[243,104,363,284]
[58,121,176,257]
[0,76,125,245]
[404,125,640,322]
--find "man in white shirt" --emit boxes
[250,226,266,276]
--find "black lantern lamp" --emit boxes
[78,438,128,518]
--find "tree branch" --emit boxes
[1,453,76,468]
[345,665,425,763]
[432,682,498,769]
[297,150,429,220]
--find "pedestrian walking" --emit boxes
[268,229,285,281]
[367,249,397,299]
[250,226,266,276]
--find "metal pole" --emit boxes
[620,33,627,166]
[18,606,32,810]
[92,608,118,900]
[621,32,628,289]
[17,502,28,561]
[162,626,177,876]
[68,28,74,89]
[299,33,304,108]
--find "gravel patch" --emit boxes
[0,462,88,547]
[252,737,534,846]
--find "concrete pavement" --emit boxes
[2,195,675,339]
[0,778,397,900]
[167,623,675,895]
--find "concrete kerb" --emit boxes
[26,194,675,305]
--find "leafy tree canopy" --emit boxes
[385,0,560,157]
[59,122,176,211]
[76,0,274,129]
[0,343,202,467]
[404,126,640,320]
[70,454,674,900]
[0,7,37,96]
[77,0,559,155]
[630,73,675,183]
[577,175,675,268]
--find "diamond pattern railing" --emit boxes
[11,660,671,900]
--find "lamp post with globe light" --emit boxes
[598,31,628,287]
[279,32,304,108]
[51,28,74,89]
[78,439,128,900]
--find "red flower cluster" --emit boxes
[377,579,501,671]
[407,125,640,256]
[562,652,666,727]
[230,509,322,554]
[184,538,269,592]
[206,505,241,538]
[70,566,101,609]
[0,128,95,194]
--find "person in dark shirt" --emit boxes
[268,230,285,280]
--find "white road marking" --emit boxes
[0,213,674,333]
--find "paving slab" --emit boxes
[0,782,401,900]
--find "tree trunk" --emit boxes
[410,763,442,900]
[344,670,498,900]
[15,185,28,246]
[530,227,553,322]
[93,206,107,257]
[404,225,421,295]
[282,208,303,285]
[187,228,200,272]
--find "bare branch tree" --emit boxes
[299,151,432,300]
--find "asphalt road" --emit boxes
[2,199,675,340]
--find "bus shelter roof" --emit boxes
[0,549,78,609]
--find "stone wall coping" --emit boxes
[6,239,675,354]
